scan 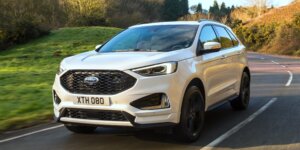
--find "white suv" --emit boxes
[53,20,250,142]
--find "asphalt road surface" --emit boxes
[1,53,300,150]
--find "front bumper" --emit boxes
[52,70,184,128]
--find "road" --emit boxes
[0,53,300,150]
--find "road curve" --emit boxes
[0,53,300,150]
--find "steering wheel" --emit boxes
[168,39,191,50]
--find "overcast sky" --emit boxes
[189,0,294,10]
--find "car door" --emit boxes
[212,25,239,99]
[196,25,229,108]
[226,28,246,91]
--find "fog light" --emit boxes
[130,93,170,110]
[53,91,61,105]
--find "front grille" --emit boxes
[60,70,136,94]
[62,108,128,121]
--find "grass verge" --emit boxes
[0,26,122,132]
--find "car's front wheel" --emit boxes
[230,72,250,110]
[65,124,97,134]
[175,85,205,142]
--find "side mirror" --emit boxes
[203,42,221,51]
[95,44,102,50]
[197,42,221,55]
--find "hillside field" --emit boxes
[0,27,122,131]
[230,1,300,56]
[248,1,300,26]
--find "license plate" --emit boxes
[74,96,110,106]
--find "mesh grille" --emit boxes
[62,108,128,121]
[60,70,136,95]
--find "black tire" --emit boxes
[175,86,205,142]
[65,124,97,134]
[230,72,251,110]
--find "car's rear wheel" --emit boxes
[230,72,250,110]
[175,86,205,142]
[65,124,97,134]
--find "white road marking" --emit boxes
[0,125,63,143]
[270,60,293,87]
[271,60,279,65]
[260,57,265,60]
[286,71,293,87]
[200,98,277,150]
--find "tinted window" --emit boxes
[226,28,239,46]
[100,25,199,52]
[199,26,219,47]
[214,26,233,49]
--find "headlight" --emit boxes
[132,62,177,76]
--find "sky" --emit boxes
[189,0,294,10]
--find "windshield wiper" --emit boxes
[114,49,158,52]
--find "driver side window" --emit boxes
[199,26,219,48]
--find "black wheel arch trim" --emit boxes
[243,67,251,80]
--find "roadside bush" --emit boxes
[234,24,276,51]
[229,19,243,29]
[13,20,50,43]
[232,12,300,56]
[295,50,300,56]
[262,23,300,55]
[0,29,6,49]
[0,19,50,51]
[293,13,300,26]
[0,0,53,50]
[234,20,300,56]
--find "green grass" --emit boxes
[0,26,122,131]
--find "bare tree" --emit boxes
[245,0,272,16]
[220,15,228,24]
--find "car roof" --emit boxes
[129,20,227,29]
[129,21,200,28]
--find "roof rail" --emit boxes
[198,19,219,23]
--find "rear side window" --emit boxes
[226,29,239,46]
[199,26,219,47]
[214,26,233,49]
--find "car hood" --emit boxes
[62,49,194,70]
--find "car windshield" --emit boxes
[99,25,199,52]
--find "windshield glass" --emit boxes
[99,25,199,52]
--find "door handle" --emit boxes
[221,55,227,59]
[237,51,243,55]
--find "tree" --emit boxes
[220,2,227,16]
[61,0,107,26]
[209,0,220,20]
[231,5,235,11]
[209,0,220,19]
[178,0,189,18]
[208,1,236,22]
[163,0,179,20]
[190,5,198,13]
[0,0,173,50]
[245,0,272,16]
[190,3,202,13]
[196,3,203,13]
[106,0,164,27]
[163,0,189,21]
